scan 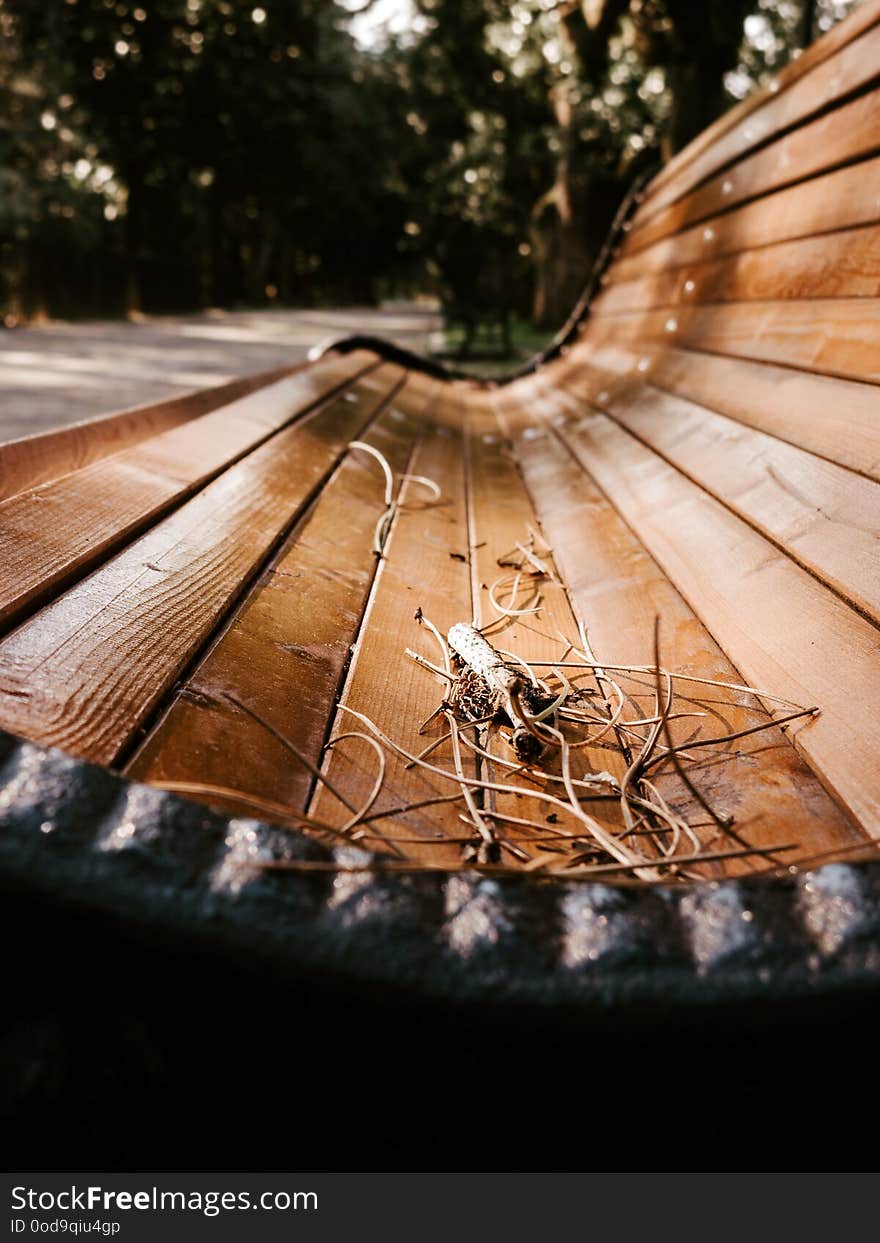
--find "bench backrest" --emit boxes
[504,0,880,843]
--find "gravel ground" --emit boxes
[0,304,441,441]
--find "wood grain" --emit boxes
[582,299,880,385]
[561,340,880,481]
[539,404,880,836]
[308,392,476,866]
[623,88,880,257]
[611,156,880,286]
[498,380,861,870]
[641,0,880,206]
[636,17,880,223]
[596,223,880,315]
[464,400,632,865]
[126,382,431,817]
[0,363,309,503]
[551,362,880,626]
[0,351,381,631]
[0,368,401,766]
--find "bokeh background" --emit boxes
[0,0,863,353]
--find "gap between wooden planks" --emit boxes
[126,377,434,819]
[0,350,377,631]
[563,339,880,482]
[634,11,880,225]
[507,370,880,838]
[545,354,880,627]
[308,388,479,868]
[464,398,635,869]
[595,222,880,315]
[492,382,862,873]
[0,363,403,767]
[623,86,880,257]
[582,299,880,387]
[610,156,880,286]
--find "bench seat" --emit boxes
[1,0,879,882]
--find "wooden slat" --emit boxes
[0,367,402,766]
[565,340,880,481]
[0,362,302,502]
[642,0,880,205]
[0,351,379,631]
[622,88,880,257]
[582,299,880,385]
[532,404,880,835]
[548,364,880,626]
[596,222,880,315]
[496,382,861,870]
[126,384,430,815]
[637,16,880,222]
[611,156,880,286]
[464,402,633,865]
[308,393,475,867]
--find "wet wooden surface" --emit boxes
[625,89,880,255]
[525,400,880,833]
[0,366,401,765]
[127,380,426,817]
[496,381,861,871]
[584,300,880,385]
[597,224,880,314]
[552,356,880,624]
[612,158,880,286]
[641,0,880,208]
[306,392,478,865]
[636,11,880,221]
[465,401,632,866]
[0,352,377,630]
[1,2,878,879]
[568,341,880,480]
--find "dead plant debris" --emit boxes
[152,502,832,887]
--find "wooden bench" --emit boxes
[1,1,879,884]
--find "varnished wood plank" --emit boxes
[596,223,880,315]
[126,384,431,816]
[623,88,880,256]
[636,17,880,223]
[535,404,880,836]
[0,351,381,630]
[464,401,633,865]
[308,394,476,867]
[582,299,880,385]
[0,368,402,766]
[548,364,880,626]
[496,382,861,870]
[560,340,880,481]
[641,0,880,206]
[0,363,304,503]
[611,157,880,286]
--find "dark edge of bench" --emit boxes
[2,726,878,1012]
[310,168,657,389]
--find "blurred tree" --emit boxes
[5,0,413,313]
[559,0,754,160]
[0,0,868,331]
[0,1,117,320]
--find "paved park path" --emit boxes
[0,305,441,441]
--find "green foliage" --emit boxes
[0,0,868,326]
[2,0,418,314]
